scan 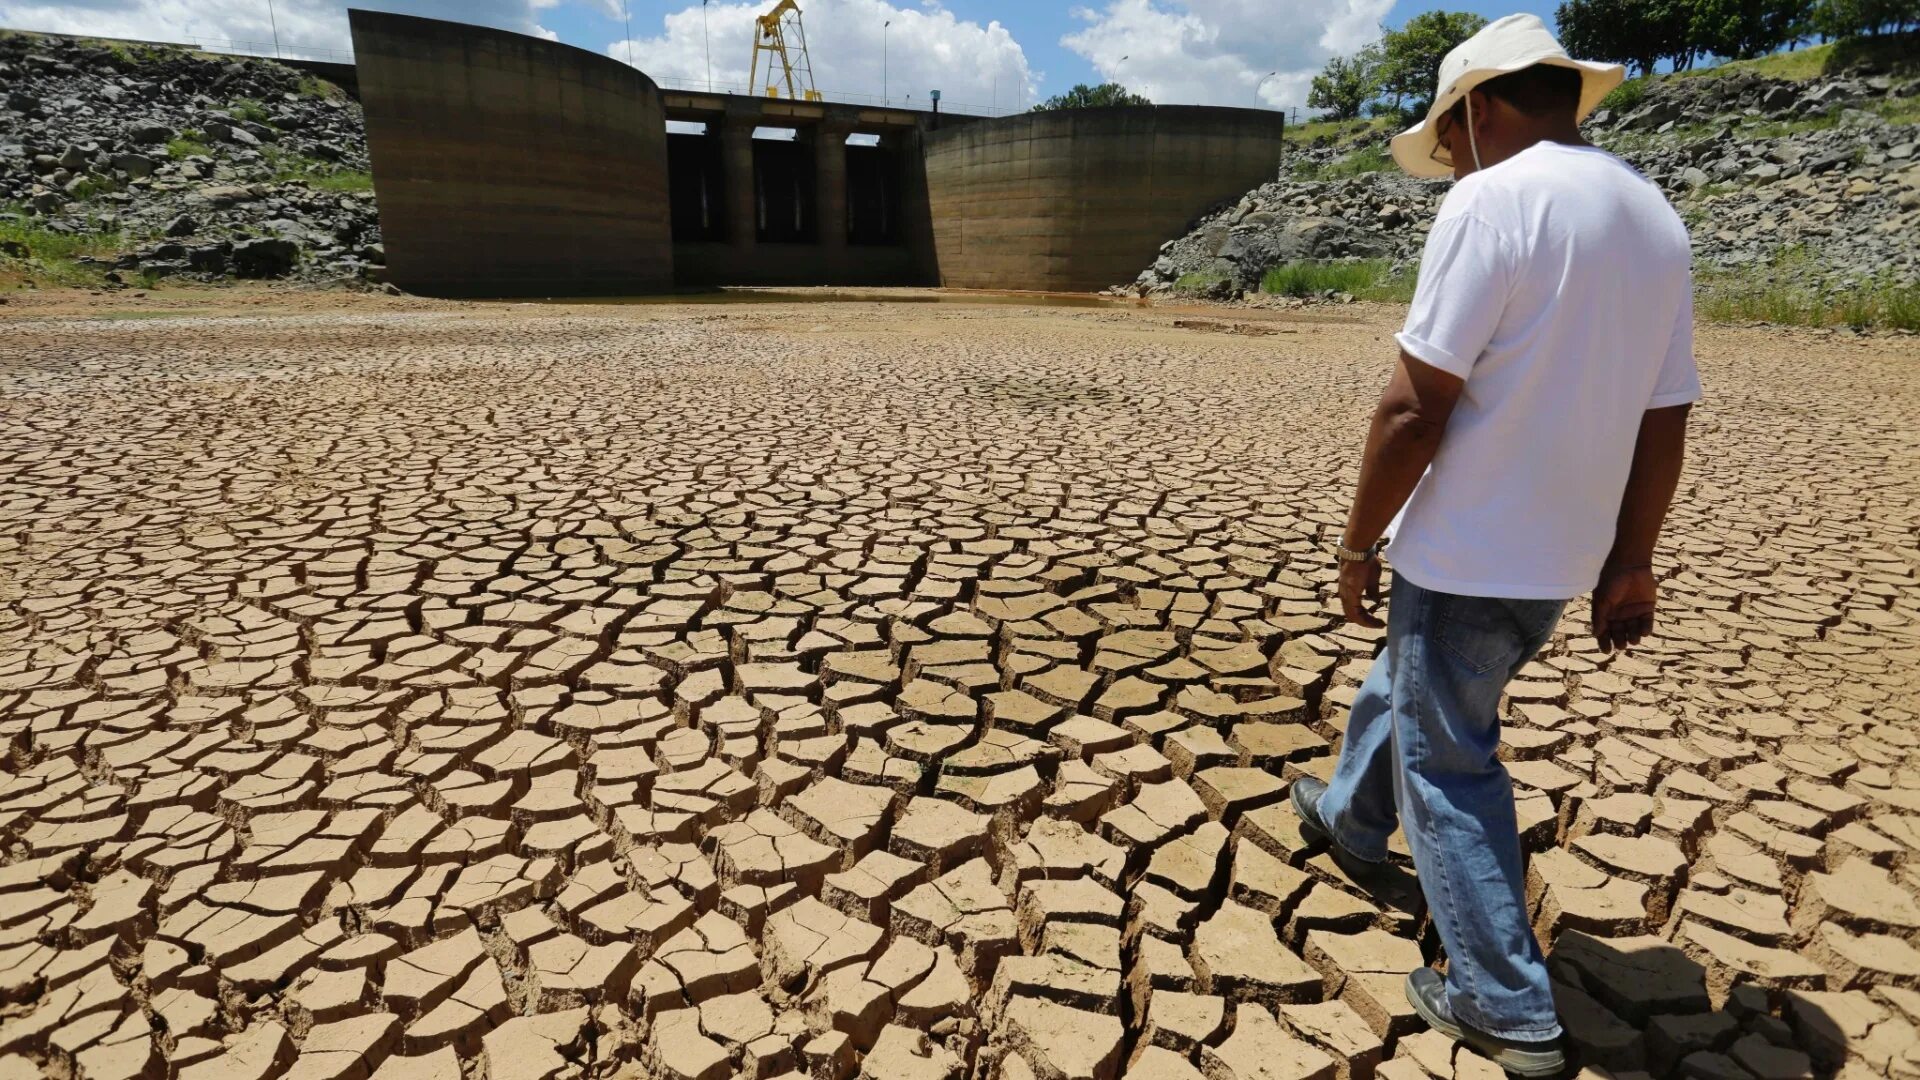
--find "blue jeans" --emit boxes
[1317,572,1566,1042]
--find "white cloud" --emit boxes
[0,0,561,59]
[1060,0,1394,113]
[576,0,626,20]
[611,0,1035,115]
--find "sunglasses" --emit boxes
[1430,108,1458,168]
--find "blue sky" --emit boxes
[574,0,1560,104]
[0,0,1566,113]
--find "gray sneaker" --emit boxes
[1405,967,1567,1078]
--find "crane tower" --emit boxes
[750,0,823,102]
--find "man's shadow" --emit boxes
[1543,930,1861,1079]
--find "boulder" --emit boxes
[112,153,156,179]
[232,236,300,278]
[188,245,229,274]
[1760,84,1798,113]
[1624,101,1682,130]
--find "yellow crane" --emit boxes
[749,0,823,102]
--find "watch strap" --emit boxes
[1335,540,1383,563]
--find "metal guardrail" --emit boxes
[10,25,1014,116]
[650,74,1013,117]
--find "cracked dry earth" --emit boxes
[0,297,1916,1080]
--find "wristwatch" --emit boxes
[1335,539,1385,564]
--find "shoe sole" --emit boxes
[1403,979,1567,1078]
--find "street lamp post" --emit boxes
[1256,69,1279,105]
[883,21,891,106]
[265,0,282,58]
[703,0,713,91]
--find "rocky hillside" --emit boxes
[0,31,380,288]
[1129,52,1920,309]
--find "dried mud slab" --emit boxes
[0,298,1914,1080]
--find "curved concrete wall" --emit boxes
[349,10,672,296]
[924,106,1286,292]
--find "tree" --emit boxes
[1377,11,1490,115]
[1691,0,1813,58]
[1029,83,1152,111]
[1307,44,1384,119]
[1811,0,1920,35]
[1555,0,1692,75]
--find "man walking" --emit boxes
[1287,15,1700,1077]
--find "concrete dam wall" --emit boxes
[923,107,1289,293]
[348,10,1284,296]
[350,10,673,297]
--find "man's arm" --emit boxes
[1591,403,1691,651]
[1338,351,1466,627]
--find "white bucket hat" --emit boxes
[1389,13,1624,178]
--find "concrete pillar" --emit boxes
[812,124,852,251]
[719,120,757,249]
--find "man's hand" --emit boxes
[1592,563,1657,652]
[1339,557,1385,629]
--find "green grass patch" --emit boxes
[1261,259,1416,302]
[294,74,348,101]
[1741,110,1847,138]
[1292,143,1392,181]
[1869,96,1920,126]
[1736,95,1920,138]
[304,170,373,193]
[1697,262,1920,332]
[261,145,373,192]
[226,98,274,126]
[62,176,118,203]
[1600,77,1650,114]
[1597,119,1720,156]
[1669,32,1920,85]
[1674,44,1832,83]
[0,207,138,287]
[168,131,213,160]
[1698,281,1920,331]
[1285,115,1395,147]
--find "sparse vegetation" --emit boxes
[1697,247,1920,331]
[302,170,374,193]
[1599,76,1651,114]
[50,177,110,204]
[167,131,213,160]
[227,98,273,126]
[1284,116,1394,147]
[1291,143,1392,180]
[1670,29,1920,82]
[262,145,373,192]
[1699,276,1920,330]
[0,206,137,287]
[1870,95,1920,125]
[294,74,341,100]
[1261,259,1417,302]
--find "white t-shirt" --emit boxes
[1386,141,1701,601]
